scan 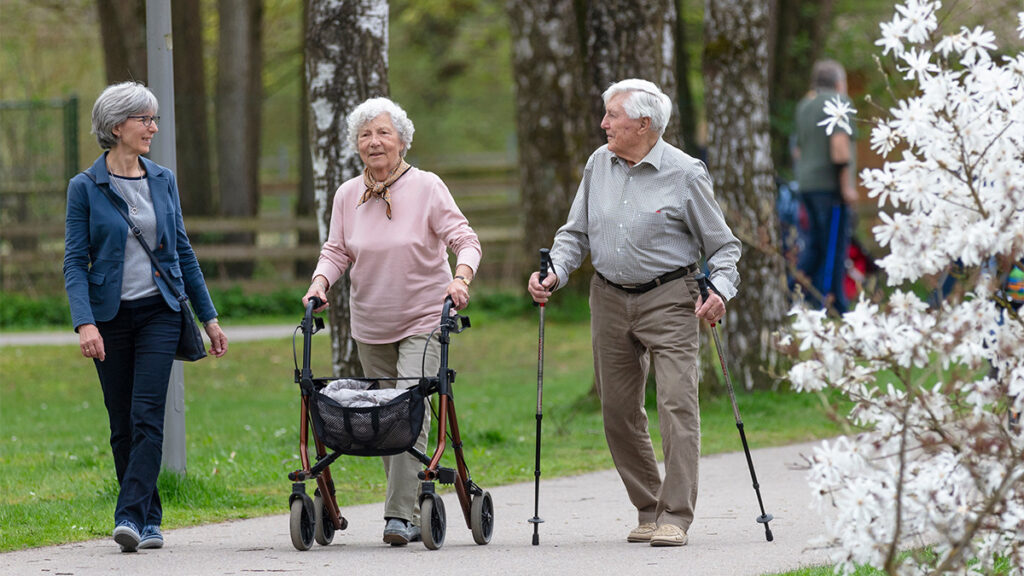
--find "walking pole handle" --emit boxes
[535,249,551,308]
[695,273,715,326]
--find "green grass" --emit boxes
[0,315,846,552]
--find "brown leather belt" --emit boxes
[596,263,698,294]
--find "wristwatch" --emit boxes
[455,275,471,287]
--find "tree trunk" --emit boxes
[703,0,786,390]
[675,0,699,156]
[506,0,590,257]
[296,0,317,278]
[306,0,390,376]
[96,0,147,84]
[215,0,262,278]
[769,0,835,175]
[171,0,214,216]
[582,0,680,149]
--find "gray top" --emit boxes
[549,138,741,300]
[109,174,160,301]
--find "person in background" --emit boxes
[64,82,228,553]
[302,97,481,546]
[527,79,741,547]
[793,59,857,313]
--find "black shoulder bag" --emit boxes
[86,171,208,361]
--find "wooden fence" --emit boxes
[0,166,527,295]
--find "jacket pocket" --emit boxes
[87,270,106,285]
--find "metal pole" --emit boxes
[695,273,774,542]
[146,0,186,475]
[529,249,551,545]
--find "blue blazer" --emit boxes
[63,153,218,330]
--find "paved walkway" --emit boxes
[1,440,835,576]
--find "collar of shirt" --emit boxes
[609,137,668,171]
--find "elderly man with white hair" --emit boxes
[527,79,741,547]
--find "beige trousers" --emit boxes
[589,272,701,531]
[357,332,440,526]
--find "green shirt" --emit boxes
[795,90,856,194]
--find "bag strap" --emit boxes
[81,170,187,304]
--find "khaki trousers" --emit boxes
[589,273,701,531]
[357,332,440,526]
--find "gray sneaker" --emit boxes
[383,518,418,546]
[113,520,141,553]
[139,525,164,549]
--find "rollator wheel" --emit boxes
[470,491,494,545]
[420,493,447,550]
[313,493,335,546]
[289,495,315,551]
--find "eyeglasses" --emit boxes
[127,115,160,127]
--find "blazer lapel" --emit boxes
[143,158,171,248]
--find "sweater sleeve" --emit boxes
[313,182,354,287]
[430,175,482,273]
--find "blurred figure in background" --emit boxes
[793,59,857,313]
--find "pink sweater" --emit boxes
[313,167,482,343]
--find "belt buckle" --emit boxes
[620,282,641,290]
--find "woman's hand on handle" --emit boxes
[302,276,330,313]
[78,324,106,362]
[446,277,469,310]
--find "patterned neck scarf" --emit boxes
[357,160,411,220]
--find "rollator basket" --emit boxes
[310,380,426,457]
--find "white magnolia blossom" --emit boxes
[784,2,1024,574]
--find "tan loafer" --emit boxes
[626,522,658,543]
[650,523,688,547]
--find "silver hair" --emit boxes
[811,60,847,92]
[602,79,673,136]
[345,97,415,156]
[91,82,159,150]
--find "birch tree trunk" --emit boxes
[703,0,786,390]
[506,0,590,255]
[306,0,389,376]
[583,0,680,149]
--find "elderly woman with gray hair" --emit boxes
[64,82,227,553]
[302,97,481,546]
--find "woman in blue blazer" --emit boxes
[63,82,228,553]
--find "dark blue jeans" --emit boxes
[797,190,850,313]
[94,295,181,528]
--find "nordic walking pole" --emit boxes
[529,248,551,545]
[695,273,774,542]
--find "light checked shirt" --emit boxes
[549,138,741,300]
